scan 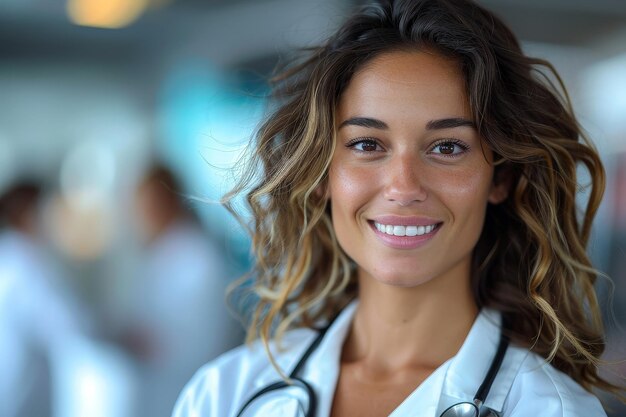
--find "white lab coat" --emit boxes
[130,220,243,417]
[172,302,607,417]
[0,230,85,417]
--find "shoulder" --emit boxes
[504,348,607,417]
[172,328,317,417]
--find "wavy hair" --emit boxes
[224,0,620,395]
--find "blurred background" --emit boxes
[0,0,624,416]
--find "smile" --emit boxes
[374,222,438,236]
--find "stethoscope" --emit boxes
[235,313,509,417]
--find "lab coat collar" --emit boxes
[251,302,358,415]
[252,301,526,417]
[252,302,357,389]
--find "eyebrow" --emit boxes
[338,117,388,130]
[426,118,476,130]
[338,116,475,130]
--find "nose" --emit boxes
[383,153,427,205]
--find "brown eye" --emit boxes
[437,143,455,154]
[348,139,382,152]
[360,141,378,151]
[430,140,469,157]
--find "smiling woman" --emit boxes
[172,1,623,416]
[329,51,504,289]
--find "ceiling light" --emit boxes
[66,0,149,29]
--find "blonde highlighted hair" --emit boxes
[223,0,622,396]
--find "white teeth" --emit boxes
[393,225,405,236]
[374,222,437,237]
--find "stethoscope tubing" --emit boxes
[475,329,509,406]
[235,312,341,417]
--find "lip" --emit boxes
[368,218,442,250]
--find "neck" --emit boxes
[343,263,478,374]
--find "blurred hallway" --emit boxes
[1,0,625,415]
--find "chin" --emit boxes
[366,267,435,288]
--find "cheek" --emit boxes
[328,164,378,250]
[445,168,494,227]
[446,163,492,192]
[329,164,378,210]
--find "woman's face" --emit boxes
[328,50,506,288]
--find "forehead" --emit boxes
[337,50,471,122]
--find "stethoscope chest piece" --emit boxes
[439,400,501,417]
[440,402,479,417]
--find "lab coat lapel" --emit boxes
[299,302,358,417]
[388,309,527,417]
[436,309,528,415]
[251,327,318,390]
[388,359,452,417]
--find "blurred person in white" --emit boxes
[126,165,242,417]
[0,181,86,417]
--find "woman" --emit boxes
[173,0,622,416]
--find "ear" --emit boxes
[488,166,512,205]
